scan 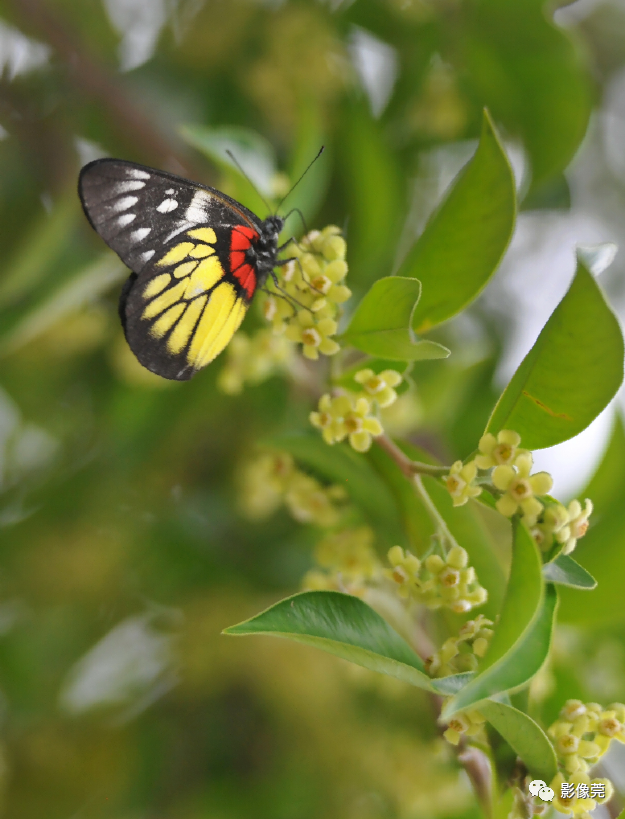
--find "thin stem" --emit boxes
[375,435,450,478]
[412,473,462,550]
[457,743,493,819]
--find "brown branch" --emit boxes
[375,434,450,478]
[457,742,493,818]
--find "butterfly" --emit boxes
[78,158,290,381]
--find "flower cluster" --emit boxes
[218,329,294,395]
[426,614,494,678]
[238,450,347,526]
[531,499,593,555]
[303,526,381,595]
[310,394,383,452]
[310,368,403,453]
[444,430,593,553]
[442,709,487,746]
[263,226,351,360]
[535,699,624,817]
[386,545,488,614]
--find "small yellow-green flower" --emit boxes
[554,499,593,555]
[285,312,340,359]
[492,452,553,525]
[385,545,421,597]
[353,368,402,408]
[309,393,382,452]
[309,394,348,445]
[342,397,383,452]
[475,429,525,469]
[445,459,482,506]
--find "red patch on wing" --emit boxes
[236,264,257,299]
[230,226,259,300]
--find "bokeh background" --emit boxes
[1,0,625,817]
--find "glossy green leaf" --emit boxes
[480,700,557,781]
[442,525,552,717]
[486,254,624,449]
[342,277,450,361]
[224,591,435,690]
[398,109,516,333]
[559,413,625,624]
[339,101,404,283]
[444,585,557,718]
[466,1,592,191]
[542,554,596,590]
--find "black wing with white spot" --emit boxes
[78,158,262,274]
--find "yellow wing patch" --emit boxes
[187,227,216,244]
[189,244,213,259]
[157,242,193,267]
[184,256,223,299]
[151,302,186,338]
[143,280,187,319]
[189,282,246,369]
[167,295,207,354]
[144,273,171,299]
[173,260,198,279]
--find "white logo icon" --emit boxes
[529,780,554,801]
[529,780,546,797]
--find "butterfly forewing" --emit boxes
[79,159,273,381]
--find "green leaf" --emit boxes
[486,253,624,449]
[265,432,405,547]
[442,525,554,718]
[342,277,450,361]
[542,554,596,590]
[558,413,625,625]
[466,1,592,191]
[397,109,516,333]
[479,700,557,781]
[339,101,404,283]
[444,585,557,719]
[431,673,474,696]
[224,591,435,691]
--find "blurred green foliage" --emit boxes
[0,0,624,817]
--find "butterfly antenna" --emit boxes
[225,149,272,214]
[276,146,325,214]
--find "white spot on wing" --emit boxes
[113,196,138,212]
[131,227,151,241]
[128,168,150,180]
[118,213,137,227]
[157,198,178,213]
[142,250,156,262]
[185,189,211,223]
[163,222,193,243]
[165,188,174,195]
[116,180,145,193]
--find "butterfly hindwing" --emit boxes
[121,223,258,380]
[79,159,274,381]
